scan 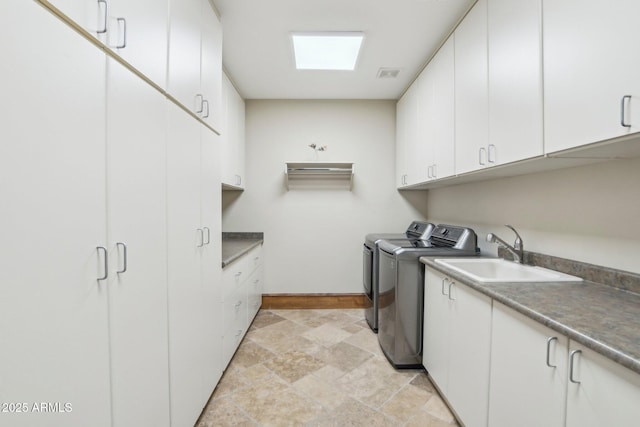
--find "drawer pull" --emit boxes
[569,349,582,384]
[441,277,449,296]
[546,337,558,368]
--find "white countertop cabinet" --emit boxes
[488,302,568,427]
[543,0,640,154]
[566,341,640,427]
[0,2,110,426]
[423,268,492,427]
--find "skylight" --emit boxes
[292,32,364,71]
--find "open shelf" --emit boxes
[284,162,354,190]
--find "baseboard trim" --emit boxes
[261,293,367,310]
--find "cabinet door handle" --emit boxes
[546,337,558,368]
[203,227,210,245]
[97,0,108,34]
[196,228,204,247]
[488,144,496,163]
[569,349,582,384]
[116,242,127,274]
[116,17,127,49]
[195,94,204,114]
[97,246,108,281]
[432,164,437,178]
[202,100,210,118]
[441,277,449,296]
[479,147,486,165]
[448,281,455,301]
[621,95,632,128]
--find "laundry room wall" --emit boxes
[426,156,640,275]
[222,99,429,294]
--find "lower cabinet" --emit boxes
[488,302,568,427]
[221,244,263,367]
[566,341,640,427]
[423,267,492,427]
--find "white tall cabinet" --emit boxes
[106,57,171,427]
[543,0,640,154]
[166,103,222,427]
[0,2,110,426]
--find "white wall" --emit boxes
[222,100,429,294]
[427,156,640,274]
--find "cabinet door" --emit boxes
[489,302,567,427]
[544,0,640,153]
[0,1,110,426]
[403,81,421,186]
[488,0,543,165]
[395,93,409,187]
[166,103,206,427]
[200,127,223,399]
[106,0,168,89]
[423,269,451,392]
[106,58,170,427]
[454,0,489,175]
[168,0,202,113]
[416,69,435,184]
[430,37,455,180]
[447,281,492,427]
[221,75,246,188]
[200,0,223,129]
[566,341,640,427]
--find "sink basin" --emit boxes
[434,258,583,283]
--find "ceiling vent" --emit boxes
[377,68,401,79]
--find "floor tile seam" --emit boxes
[225,393,265,426]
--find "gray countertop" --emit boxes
[222,232,264,268]
[421,257,640,375]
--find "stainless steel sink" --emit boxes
[434,258,583,283]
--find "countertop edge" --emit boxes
[421,257,640,376]
[222,239,263,268]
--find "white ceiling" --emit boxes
[212,0,476,100]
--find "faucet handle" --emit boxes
[504,225,523,250]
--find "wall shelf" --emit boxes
[284,162,354,190]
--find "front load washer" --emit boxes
[377,225,479,368]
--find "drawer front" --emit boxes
[247,266,263,321]
[222,327,245,368]
[223,286,248,335]
[222,255,249,301]
[246,244,263,275]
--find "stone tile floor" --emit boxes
[197,309,459,427]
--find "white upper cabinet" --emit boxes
[488,0,543,165]
[418,37,455,182]
[543,0,640,154]
[221,73,246,189]
[168,0,223,125]
[454,0,489,175]
[105,0,168,89]
[396,80,420,187]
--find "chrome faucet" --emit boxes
[487,225,524,263]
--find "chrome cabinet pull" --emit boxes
[448,281,455,301]
[196,228,204,247]
[569,349,582,384]
[621,95,632,128]
[441,277,449,296]
[546,337,558,368]
[203,227,210,245]
[488,144,496,163]
[432,164,437,178]
[202,100,210,118]
[116,242,127,274]
[97,246,108,281]
[479,147,486,165]
[97,0,108,34]
[116,17,127,49]
[195,94,204,114]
